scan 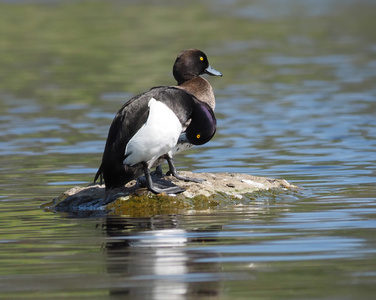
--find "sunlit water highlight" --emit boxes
[1,0,376,299]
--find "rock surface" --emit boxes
[168,171,294,197]
[45,171,297,216]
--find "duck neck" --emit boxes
[176,77,216,110]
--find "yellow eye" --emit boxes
[199,56,204,61]
[196,134,201,139]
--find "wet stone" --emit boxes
[45,171,297,217]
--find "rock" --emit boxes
[168,171,294,197]
[44,171,297,217]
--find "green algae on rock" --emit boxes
[46,171,296,217]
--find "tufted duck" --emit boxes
[94,49,222,198]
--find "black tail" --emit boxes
[94,164,103,185]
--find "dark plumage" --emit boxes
[94,49,222,198]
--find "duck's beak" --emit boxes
[205,65,223,77]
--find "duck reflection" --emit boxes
[102,215,222,299]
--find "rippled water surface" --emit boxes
[1,0,376,299]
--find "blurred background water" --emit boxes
[0,0,376,299]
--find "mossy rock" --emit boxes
[44,172,297,217]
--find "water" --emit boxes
[1,0,376,299]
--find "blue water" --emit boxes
[1,0,376,299]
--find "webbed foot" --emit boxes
[142,162,185,194]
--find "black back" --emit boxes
[95,87,199,190]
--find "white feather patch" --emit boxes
[124,98,182,167]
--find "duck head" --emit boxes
[173,49,222,85]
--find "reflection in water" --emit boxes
[1,0,376,299]
[102,216,222,299]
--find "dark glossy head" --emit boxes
[184,100,216,145]
[173,49,222,85]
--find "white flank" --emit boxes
[124,98,182,167]
[171,142,194,156]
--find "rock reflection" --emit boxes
[102,216,222,300]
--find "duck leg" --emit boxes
[151,165,164,177]
[142,162,185,194]
[165,156,204,183]
[137,165,164,187]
